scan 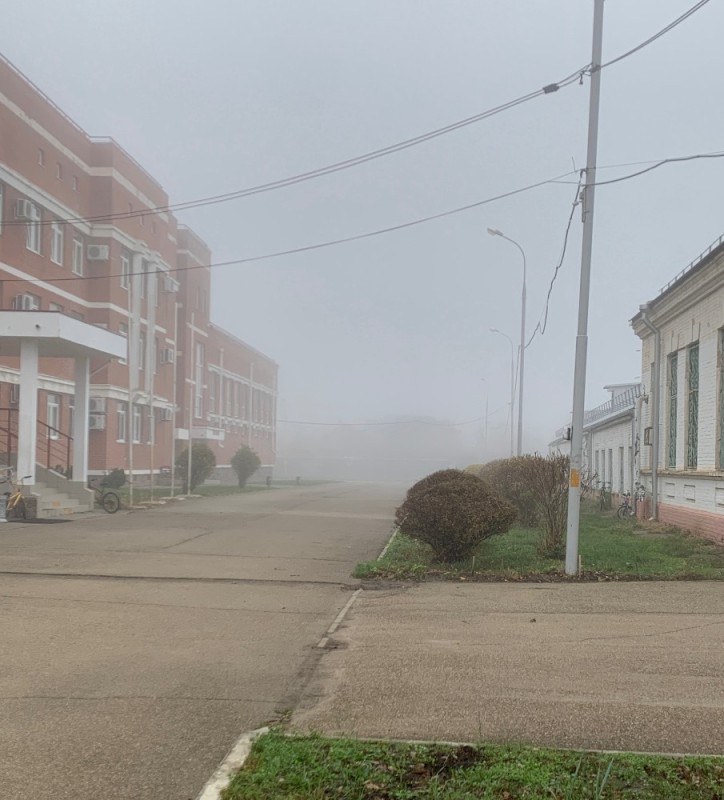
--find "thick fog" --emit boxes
[4,1,723,479]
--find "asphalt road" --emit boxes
[0,483,399,800]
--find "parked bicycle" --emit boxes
[617,490,634,519]
[0,468,33,520]
[89,478,121,514]
[598,481,612,512]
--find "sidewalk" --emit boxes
[292,581,724,754]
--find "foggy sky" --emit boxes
[3,0,723,459]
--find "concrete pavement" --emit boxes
[293,581,724,754]
[0,483,399,800]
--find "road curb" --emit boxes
[194,726,268,800]
[377,525,400,560]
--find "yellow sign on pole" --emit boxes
[570,469,580,488]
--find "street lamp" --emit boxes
[490,328,516,458]
[488,228,527,456]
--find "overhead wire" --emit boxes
[9,69,586,229]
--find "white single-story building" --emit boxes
[631,233,724,543]
[550,383,643,496]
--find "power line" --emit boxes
[1,170,577,284]
[9,70,586,229]
[525,174,584,348]
[600,0,712,70]
[278,414,500,427]
[3,150,723,289]
[5,2,712,232]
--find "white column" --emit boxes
[73,356,90,484]
[17,339,39,485]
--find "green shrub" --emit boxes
[477,458,538,527]
[406,469,482,499]
[100,468,126,489]
[519,453,569,558]
[230,446,261,488]
[175,442,216,492]
[395,475,516,562]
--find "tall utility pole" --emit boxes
[565,0,605,576]
[187,312,195,497]
[491,328,516,457]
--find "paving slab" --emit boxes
[0,483,399,800]
[293,581,724,754]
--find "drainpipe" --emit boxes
[639,305,660,519]
[633,390,647,494]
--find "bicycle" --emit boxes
[90,479,121,514]
[617,490,634,519]
[598,482,612,512]
[1,469,33,521]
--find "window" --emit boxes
[667,353,678,468]
[72,175,79,192]
[49,302,64,313]
[119,323,128,365]
[50,222,64,265]
[70,310,84,321]
[72,236,83,275]
[132,404,142,444]
[139,261,146,299]
[194,342,204,418]
[209,371,216,414]
[120,252,131,289]
[719,331,724,469]
[26,202,42,253]
[47,394,60,439]
[0,182,4,233]
[117,403,127,443]
[686,343,699,469]
[56,162,63,181]
[68,396,75,438]
[37,148,45,166]
[138,332,145,370]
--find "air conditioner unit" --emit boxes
[87,244,110,261]
[13,293,39,311]
[15,199,34,219]
[89,397,106,413]
[160,407,173,422]
[9,385,19,405]
[160,347,175,364]
[89,414,106,431]
[162,275,178,293]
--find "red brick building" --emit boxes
[0,53,277,486]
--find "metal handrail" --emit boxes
[658,233,724,295]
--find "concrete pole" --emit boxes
[490,328,515,457]
[565,0,605,576]
[187,312,195,496]
[72,356,90,484]
[17,339,39,485]
[170,301,179,498]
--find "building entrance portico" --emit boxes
[0,311,126,487]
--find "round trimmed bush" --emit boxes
[395,475,516,563]
[405,469,482,500]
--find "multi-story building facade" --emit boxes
[632,234,724,542]
[0,53,276,489]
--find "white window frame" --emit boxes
[47,394,60,439]
[49,302,64,313]
[72,236,84,275]
[26,202,42,254]
[194,342,204,418]
[56,162,63,181]
[117,403,127,443]
[120,253,131,289]
[138,332,145,371]
[50,222,64,265]
[132,404,142,444]
[118,323,128,365]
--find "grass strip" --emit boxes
[223,732,724,799]
[354,511,724,582]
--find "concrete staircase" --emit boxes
[29,466,94,518]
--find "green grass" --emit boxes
[354,511,724,582]
[223,732,724,799]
